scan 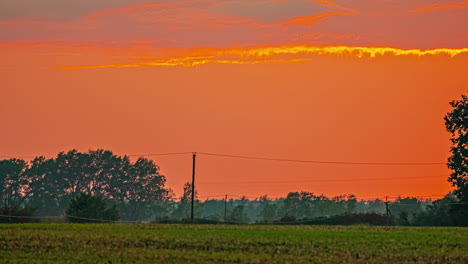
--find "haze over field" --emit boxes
[1,0,468,198]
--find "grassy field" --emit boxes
[0,224,467,263]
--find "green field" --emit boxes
[0,224,467,263]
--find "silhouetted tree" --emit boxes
[66,192,119,223]
[23,149,171,219]
[389,197,422,226]
[361,199,385,214]
[297,192,314,218]
[445,94,468,226]
[227,196,249,223]
[0,159,30,208]
[413,195,457,226]
[228,205,248,222]
[118,157,170,220]
[258,195,277,222]
[50,150,92,212]
[200,198,224,220]
[171,182,200,221]
[445,94,468,202]
[282,192,300,219]
[309,195,334,217]
[27,156,60,215]
[0,158,37,222]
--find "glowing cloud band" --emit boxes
[55,45,468,69]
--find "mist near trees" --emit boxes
[0,149,463,225]
[0,93,467,225]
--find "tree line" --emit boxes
[0,148,465,226]
[0,149,171,221]
[1,93,467,225]
[173,191,465,226]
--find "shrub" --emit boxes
[0,206,37,223]
[66,193,119,223]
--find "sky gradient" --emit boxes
[1,0,468,200]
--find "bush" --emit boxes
[0,206,37,223]
[275,213,391,226]
[66,193,119,223]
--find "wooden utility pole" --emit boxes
[385,196,390,224]
[224,195,228,222]
[191,152,196,223]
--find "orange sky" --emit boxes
[1,0,468,199]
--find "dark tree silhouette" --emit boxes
[445,94,468,202]
[66,192,119,223]
[118,157,170,220]
[27,156,59,215]
[23,149,171,219]
[445,94,468,226]
[172,182,199,221]
[0,159,30,208]
[389,197,422,226]
[0,159,36,222]
[282,192,300,220]
[227,196,249,222]
[258,195,277,222]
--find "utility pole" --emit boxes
[191,152,196,223]
[385,196,389,224]
[224,195,228,222]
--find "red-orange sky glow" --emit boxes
[1,0,468,200]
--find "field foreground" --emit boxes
[0,224,467,263]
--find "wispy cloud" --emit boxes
[308,0,354,12]
[280,12,348,26]
[54,44,468,69]
[1,0,467,49]
[415,0,468,13]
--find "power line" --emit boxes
[389,201,468,206]
[388,194,447,198]
[198,152,446,166]
[1,151,446,166]
[357,194,447,200]
[127,152,193,157]
[193,193,450,201]
[0,152,193,159]
[197,195,228,198]
[198,175,447,185]
[197,194,258,199]
[0,214,145,223]
[0,155,45,159]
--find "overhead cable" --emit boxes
[198,152,445,166]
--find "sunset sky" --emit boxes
[1,0,468,200]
